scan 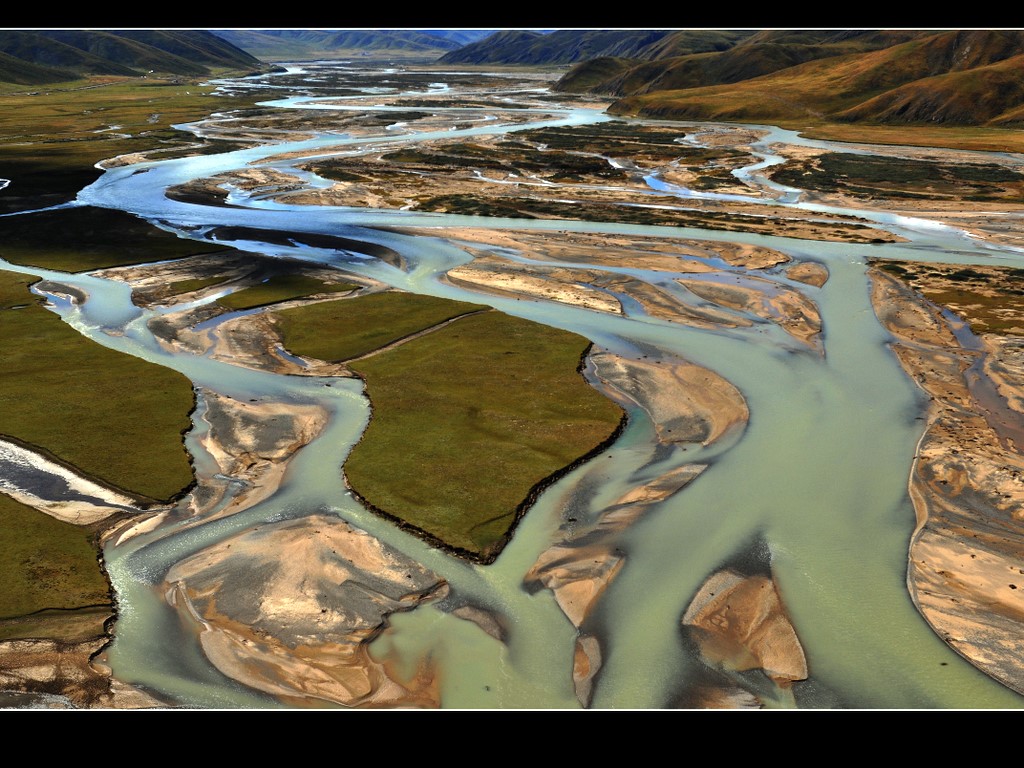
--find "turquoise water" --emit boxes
[11,65,1024,708]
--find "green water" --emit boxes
[12,64,1022,708]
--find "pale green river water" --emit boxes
[7,63,1024,708]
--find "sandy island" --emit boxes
[870,265,1024,695]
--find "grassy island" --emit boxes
[275,291,625,560]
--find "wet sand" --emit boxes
[869,267,1024,695]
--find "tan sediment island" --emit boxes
[3,39,1024,710]
[870,262,1024,694]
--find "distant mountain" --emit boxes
[435,30,544,64]
[438,29,753,65]
[598,29,1024,128]
[548,29,1024,129]
[419,30,497,46]
[0,30,261,83]
[212,29,467,60]
[557,32,930,97]
[0,49,78,85]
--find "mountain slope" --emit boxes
[0,31,138,76]
[436,30,545,64]
[212,29,464,60]
[555,30,934,97]
[419,30,496,46]
[836,53,1024,125]
[438,29,753,65]
[0,30,261,82]
[0,49,77,85]
[605,30,1024,128]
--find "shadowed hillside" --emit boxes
[0,30,261,83]
[438,29,752,65]
[212,29,481,61]
[601,30,1024,128]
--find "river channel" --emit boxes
[10,63,1024,708]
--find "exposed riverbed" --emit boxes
[5,62,1024,708]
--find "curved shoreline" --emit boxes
[869,265,1024,696]
[344,342,629,565]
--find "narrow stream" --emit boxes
[9,64,1024,708]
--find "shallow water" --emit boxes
[10,64,1024,708]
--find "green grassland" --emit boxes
[794,122,1024,155]
[164,275,229,296]
[0,493,110,626]
[274,291,624,559]
[0,272,194,502]
[346,310,624,559]
[217,274,357,311]
[0,206,234,272]
[0,77,264,213]
[273,291,487,361]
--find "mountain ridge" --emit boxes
[550,29,1024,128]
[0,30,262,84]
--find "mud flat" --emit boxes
[682,568,808,689]
[395,226,792,272]
[426,227,823,350]
[524,462,706,707]
[767,144,1024,250]
[869,265,1024,694]
[164,515,448,708]
[524,347,751,706]
[675,275,822,351]
[0,637,164,709]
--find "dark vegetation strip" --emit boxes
[411,194,893,242]
[0,272,195,501]
[0,605,114,643]
[273,291,488,362]
[165,275,227,296]
[345,310,625,558]
[208,226,407,269]
[217,274,357,310]
[770,152,1024,201]
[0,206,234,272]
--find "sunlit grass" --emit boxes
[274,291,487,361]
[217,274,357,310]
[346,310,624,559]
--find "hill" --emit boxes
[601,30,1024,128]
[0,30,261,83]
[212,29,470,61]
[557,32,931,97]
[438,29,752,65]
[0,49,80,85]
